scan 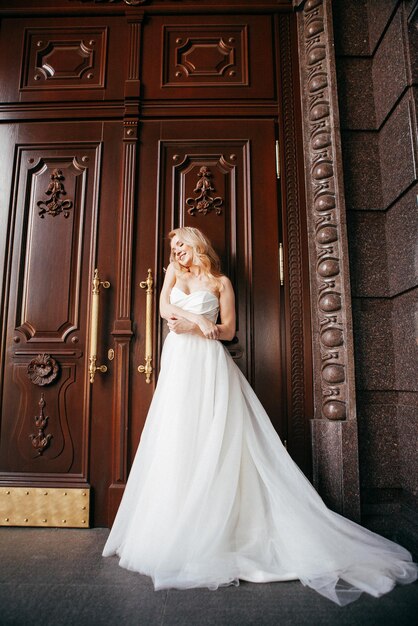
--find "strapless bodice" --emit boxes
[170,286,219,322]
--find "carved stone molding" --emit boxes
[29,393,52,456]
[186,166,223,216]
[37,169,73,218]
[27,354,59,386]
[297,0,356,422]
[278,15,308,463]
[296,0,360,518]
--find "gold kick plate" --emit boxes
[0,487,90,528]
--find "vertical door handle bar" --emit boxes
[89,269,110,383]
[137,269,154,383]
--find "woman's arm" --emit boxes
[216,277,236,341]
[167,316,204,336]
[159,263,219,338]
[159,263,201,325]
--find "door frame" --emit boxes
[107,8,317,526]
[0,0,361,525]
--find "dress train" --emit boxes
[103,287,417,605]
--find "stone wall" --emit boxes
[333,0,418,553]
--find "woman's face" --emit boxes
[171,236,193,269]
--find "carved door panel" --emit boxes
[128,118,285,481]
[0,7,312,530]
[0,121,121,527]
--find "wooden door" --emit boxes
[129,119,286,473]
[0,4,312,528]
[0,11,128,528]
[0,120,122,528]
[112,9,314,525]
[119,11,314,524]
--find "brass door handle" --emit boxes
[88,269,110,383]
[137,268,153,383]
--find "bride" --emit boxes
[103,226,417,606]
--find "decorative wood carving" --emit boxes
[29,393,52,456]
[27,354,59,386]
[278,15,309,460]
[13,152,92,343]
[176,38,235,77]
[141,16,273,101]
[297,0,357,421]
[21,27,107,91]
[34,41,94,82]
[15,361,76,469]
[37,169,73,219]
[163,25,248,87]
[186,166,223,216]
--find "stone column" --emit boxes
[293,0,360,520]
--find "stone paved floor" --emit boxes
[0,528,417,625]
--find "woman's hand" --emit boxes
[167,315,219,340]
[167,316,197,335]
[196,317,220,340]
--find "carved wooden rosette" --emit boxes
[297,0,356,423]
[27,354,59,386]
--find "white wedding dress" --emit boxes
[103,286,417,605]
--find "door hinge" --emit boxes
[279,242,284,286]
[275,139,281,179]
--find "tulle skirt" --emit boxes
[103,332,417,605]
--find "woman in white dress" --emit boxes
[103,227,417,606]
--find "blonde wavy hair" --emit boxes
[168,227,223,289]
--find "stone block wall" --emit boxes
[333,0,418,553]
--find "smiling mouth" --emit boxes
[179,252,186,261]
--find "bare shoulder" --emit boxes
[220,275,233,292]
[219,275,234,301]
[161,262,177,293]
[218,275,236,333]
[165,262,177,277]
